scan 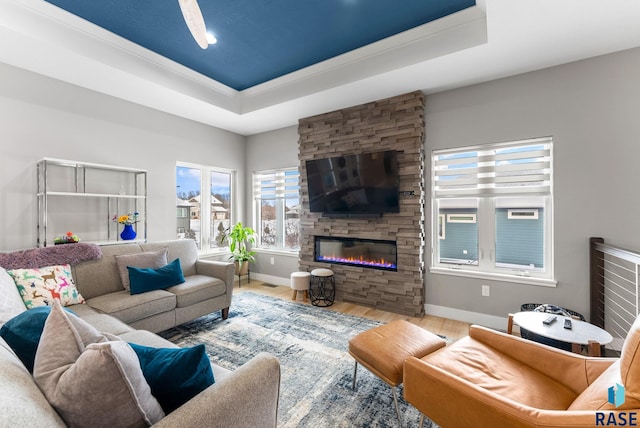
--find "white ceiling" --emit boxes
[2,0,640,136]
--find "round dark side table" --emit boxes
[309,268,335,307]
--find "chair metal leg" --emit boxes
[352,361,358,390]
[419,414,425,428]
[392,387,402,426]
[351,359,403,425]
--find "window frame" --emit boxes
[176,161,236,255]
[430,137,556,287]
[253,167,300,253]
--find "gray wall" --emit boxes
[3,44,639,321]
[0,63,246,251]
[241,47,640,321]
[245,126,300,283]
[424,46,640,321]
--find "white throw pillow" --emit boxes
[0,267,26,324]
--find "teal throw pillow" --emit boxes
[129,343,214,413]
[0,306,75,373]
[127,258,185,295]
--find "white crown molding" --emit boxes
[0,0,239,104]
[239,7,487,113]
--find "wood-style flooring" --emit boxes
[233,280,471,340]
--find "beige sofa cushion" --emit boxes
[63,304,134,336]
[86,290,176,324]
[167,275,226,308]
[33,301,164,428]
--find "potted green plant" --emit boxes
[228,222,256,277]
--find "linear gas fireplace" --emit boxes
[314,236,397,271]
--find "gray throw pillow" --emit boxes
[33,301,164,428]
[115,248,168,291]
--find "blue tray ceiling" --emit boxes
[43,0,475,91]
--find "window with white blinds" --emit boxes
[433,137,552,198]
[253,169,300,200]
[431,137,555,285]
[253,168,300,251]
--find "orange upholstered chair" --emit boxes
[403,315,640,428]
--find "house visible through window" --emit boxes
[432,137,553,283]
[176,163,234,252]
[254,168,300,251]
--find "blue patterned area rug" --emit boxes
[159,291,439,428]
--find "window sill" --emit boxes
[429,266,557,287]
[254,248,299,257]
[198,248,231,258]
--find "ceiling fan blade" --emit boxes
[178,0,208,49]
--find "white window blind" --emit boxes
[253,169,300,199]
[433,137,552,199]
[254,168,301,251]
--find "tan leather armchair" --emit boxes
[404,316,640,428]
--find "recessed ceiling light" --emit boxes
[206,33,217,45]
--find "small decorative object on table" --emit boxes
[113,212,140,241]
[54,231,80,245]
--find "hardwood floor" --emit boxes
[233,280,471,340]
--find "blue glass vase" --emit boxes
[120,224,137,241]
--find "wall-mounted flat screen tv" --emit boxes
[305,150,400,215]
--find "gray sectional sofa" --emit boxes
[72,239,235,332]
[0,239,281,427]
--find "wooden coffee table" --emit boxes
[511,311,613,356]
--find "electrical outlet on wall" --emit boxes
[270,257,275,265]
[481,285,490,297]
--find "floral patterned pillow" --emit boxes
[8,264,85,309]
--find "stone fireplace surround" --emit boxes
[298,91,426,317]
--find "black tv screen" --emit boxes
[306,150,400,215]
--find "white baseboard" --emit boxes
[425,304,509,331]
[250,273,290,287]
